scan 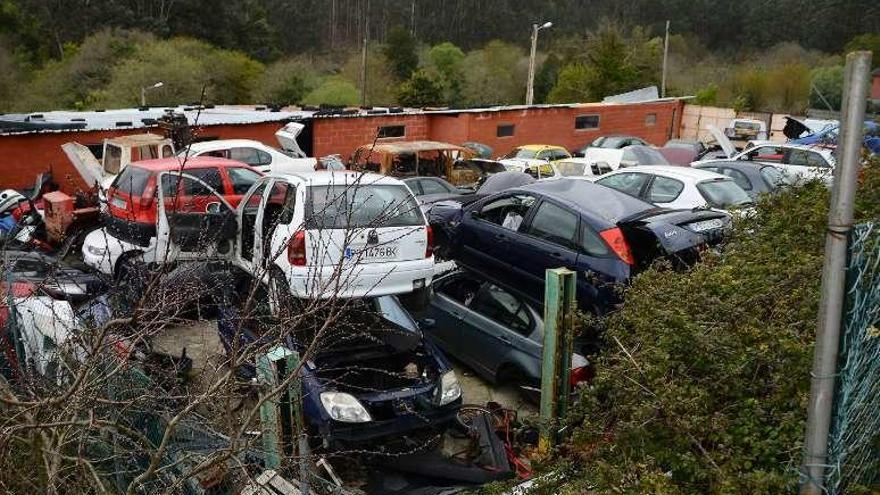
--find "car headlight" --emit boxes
[87,245,107,256]
[437,370,461,406]
[320,392,372,423]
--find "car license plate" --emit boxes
[345,245,399,261]
[688,218,724,232]
[111,196,127,210]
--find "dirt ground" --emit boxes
[151,319,538,418]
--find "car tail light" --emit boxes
[570,366,592,386]
[425,225,434,258]
[287,230,307,266]
[600,227,635,265]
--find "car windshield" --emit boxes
[112,166,151,196]
[502,148,538,160]
[697,179,753,209]
[555,161,587,176]
[307,184,423,229]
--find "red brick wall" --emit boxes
[311,114,429,159]
[872,74,880,100]
[0,122,288,192]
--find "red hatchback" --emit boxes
[105,157,262,246]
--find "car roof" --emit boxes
[515,177,651,225]
[744,142,835,156]
[518,144,567,151]
[693,161,767,172]
[129,156,249,171]
[612,165,728,182]
[185,139,270,151]
[265,170,405,187]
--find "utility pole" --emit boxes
[661,20,670,98]
[360,0,370,107]
[799,50,873,495]
[526,21,552,106]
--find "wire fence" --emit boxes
[827,221,880,492]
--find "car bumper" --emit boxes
[319,400,460,444]
[285,258,435,298]
[81,227,144,276]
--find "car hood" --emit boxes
[706,125,737,159]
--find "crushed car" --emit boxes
[217,295,462,446]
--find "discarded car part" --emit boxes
[275,121,308,158]
[157,110,193,149]
[42,191,100,247]
[461,142,493,159]
[63,133,175,191]
[3,249,105,302]
[240,469,306,495]
[0,189,27,215]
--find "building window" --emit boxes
[645,113,657,126]
[497,124,515,137]
[377,125,405,138]
[575,115,600,130]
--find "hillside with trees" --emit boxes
[0,0,878,113]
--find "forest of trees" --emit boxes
[0,0,878,113]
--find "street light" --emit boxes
[140,81,164,107]
[526,21,552,106]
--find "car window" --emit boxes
[307,184,423,229]
[760,165,788,188]
[230,147,271,166]
[475,194,536,231]
[525,201,578,249]
[580,225,610,257]
[470,283,531,336]
[788,149,830,168]
[227,167,262,195]
[437,273,483,305]
[242,182,268,214]
[184,167,224,194]
[555,161,586,176]
[112,166,151,196]
[646,176,684,203]
[596,173,649,197]
[548,149,570,161]
[264,181,295,233]
[525,164,555,179]
[502,148,537,160]
[420,179,452,195]
[717,168,752,191]
[697,179,753,209]
[746,146,784,163]
[536,150,550,160]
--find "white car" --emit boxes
[552,157,614,178]
[700,125,836,185]
[181,139,317,174]
[83,171,434,300]
[594,165,753,213]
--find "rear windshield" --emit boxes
[502,148,537,160]
[112,166,151,196]
[697,179,753,209]
[306,184,423,229]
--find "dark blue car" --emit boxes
[432,178,730,313]
[217,295,462,445]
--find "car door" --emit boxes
[424,272,485,359]
[505,199,581,303]
[462,282,538,380]
[156,172,237,260]
[237,179,271,268]
[456,193,537,282]
[785,148,833,183]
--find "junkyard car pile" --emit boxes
[2,114,876,493]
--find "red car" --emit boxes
[104,157,262,247]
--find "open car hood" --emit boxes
[274,122,307,158]
[706,125,736,159]
[62,142,104,187]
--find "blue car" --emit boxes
[217,295,462,445]
[432,178,730,314]
[788,119,880,155]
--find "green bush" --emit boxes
[301,76,360,107]
[547,160,880,494]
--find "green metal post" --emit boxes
[538,267,576,454]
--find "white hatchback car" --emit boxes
[594,165,753,213]
[84,171,434,300]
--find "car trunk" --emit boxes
[617,208,730,269]
[305,183,427,267]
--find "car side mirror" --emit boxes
[418,317,436,330]
[206,202,222,214]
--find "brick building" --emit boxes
[0,100,684,192]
